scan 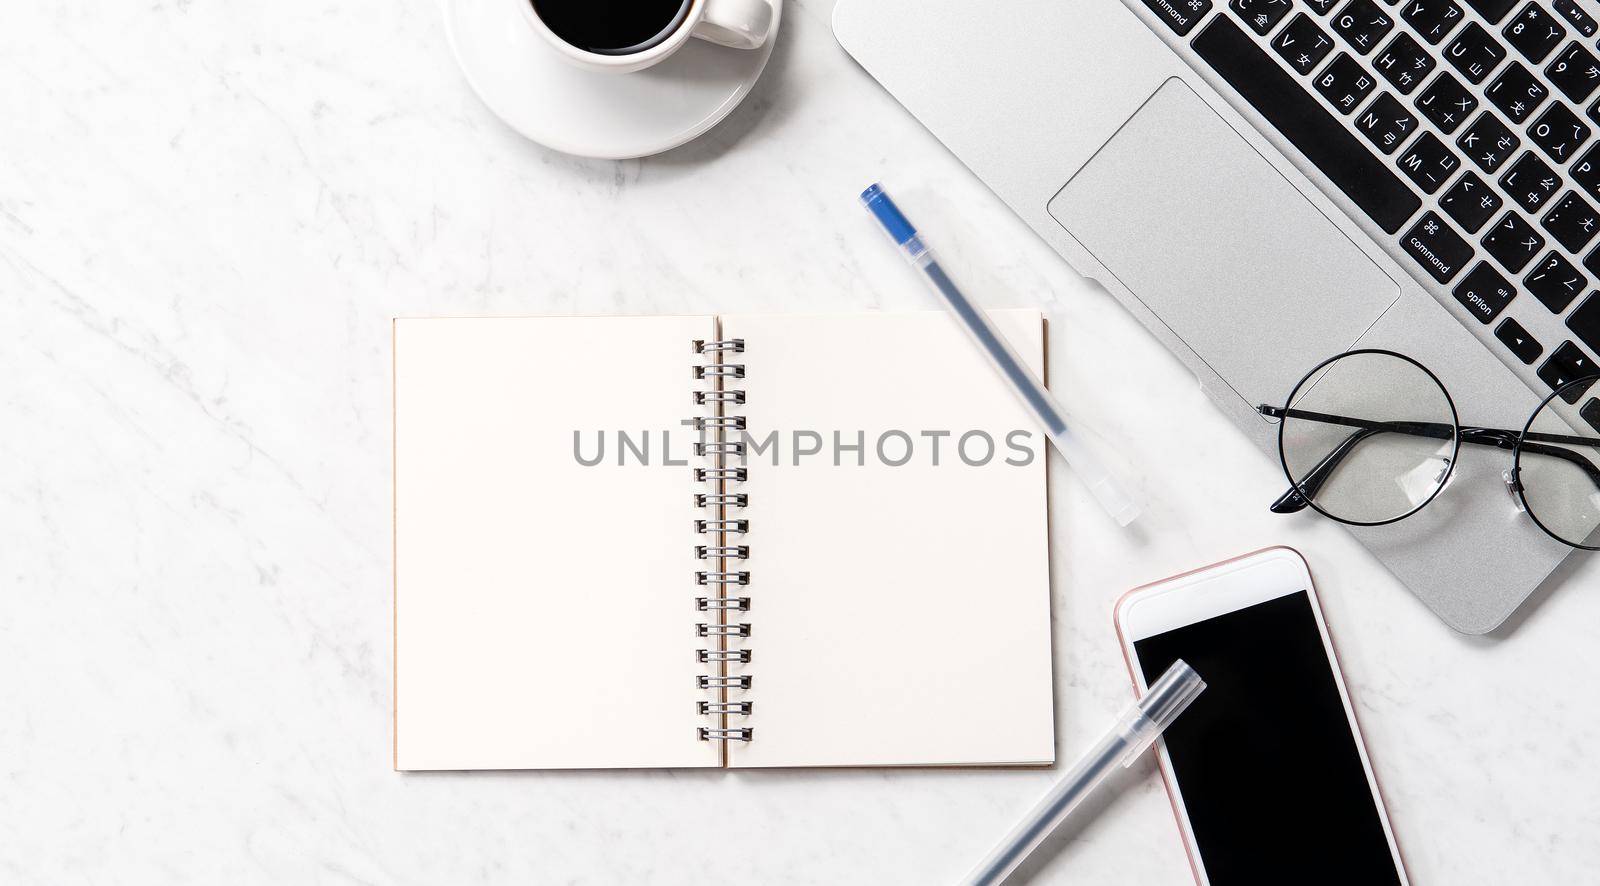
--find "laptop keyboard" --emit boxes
[1142,0,1600,418]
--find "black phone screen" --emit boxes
[1133,591,1402,885]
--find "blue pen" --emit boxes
[861,183,1140,527]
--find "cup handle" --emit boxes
[692,0,774,50]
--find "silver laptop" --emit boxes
[834,0,1600,632]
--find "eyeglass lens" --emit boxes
[1277,351,1458,525]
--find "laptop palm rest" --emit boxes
[1048,78,1400,408]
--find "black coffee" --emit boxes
[531,0,695,55]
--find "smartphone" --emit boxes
[1114,547,1408,885]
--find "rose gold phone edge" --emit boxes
[1112,546,1414,885]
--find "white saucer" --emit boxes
[443,0,782,159]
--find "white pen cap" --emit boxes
[1118,659,1206,767]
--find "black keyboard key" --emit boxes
[1306,0,1340,13]
[1571,143,1600,200]
[1357,93,1421,152]
[1374,33,1435,93]
[1333,0,1396,52]
[1582,397,1600,431]
[1584,243,1600,278]
[1588,98,1600,130]
[1568,290,1600,354]
[1403,0,1465,43]
[1401,211,1474,280]
[1441,170,1504,230]
[1539,340,1598,400]
[1316,53,1380,112]
[1529,101,1592,163]
[1193,18,1423,232]
[1446,23,1508,82]
[1234,0,1295,34]
[1456,261,1520,319]
[1553,0,1598,38]
[1546,42,1600,102]
[1486,62,1550,122]
[1501,150,1561,210]
[1525,250,1588,310]
[1397,131,1462,191]
[1464,0,1519,22]
[1457,111,1522,172]
[1558,342,1598,382]
[1416,71,1479,131]
[1141,0,1214,34]
[1503,2,1567,63]
[1484,210,1547,270]
[1542,190,1600,250]
[1497,316,1545,361]
[1274,13,1338,74]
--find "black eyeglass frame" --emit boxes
[1257,348,1600,550]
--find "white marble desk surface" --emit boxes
[3,0,1598,882]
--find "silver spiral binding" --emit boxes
[695,545,749,559]
[699,727,754,741]
[694,441,745,457]
[698,675,751,689]
[692,416,747,430]
[693,338,745,354]
[695,337,752,744]
[693,364,745,379]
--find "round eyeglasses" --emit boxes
[1257,349,1600,550]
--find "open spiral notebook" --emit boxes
[393,312,1055,769]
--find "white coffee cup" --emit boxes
[521,0,775,74]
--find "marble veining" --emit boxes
[3,0,1598,882]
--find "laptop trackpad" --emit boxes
[1047,78,1399,406]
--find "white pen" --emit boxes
[961,660,1206,886]
[861,183,1141,526]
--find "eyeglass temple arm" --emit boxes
[1510,439,1600,489]
[1267,427,1382,513]
[1257,405,1456,440]
[1455,428,1600,487]
[1260,405,1454,514]
[1258,406,1600,507]
[1260,404,1600,450]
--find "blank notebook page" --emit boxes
[722,311,1054,768]
[394,316,718,770]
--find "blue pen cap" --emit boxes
[860,183,919,247]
